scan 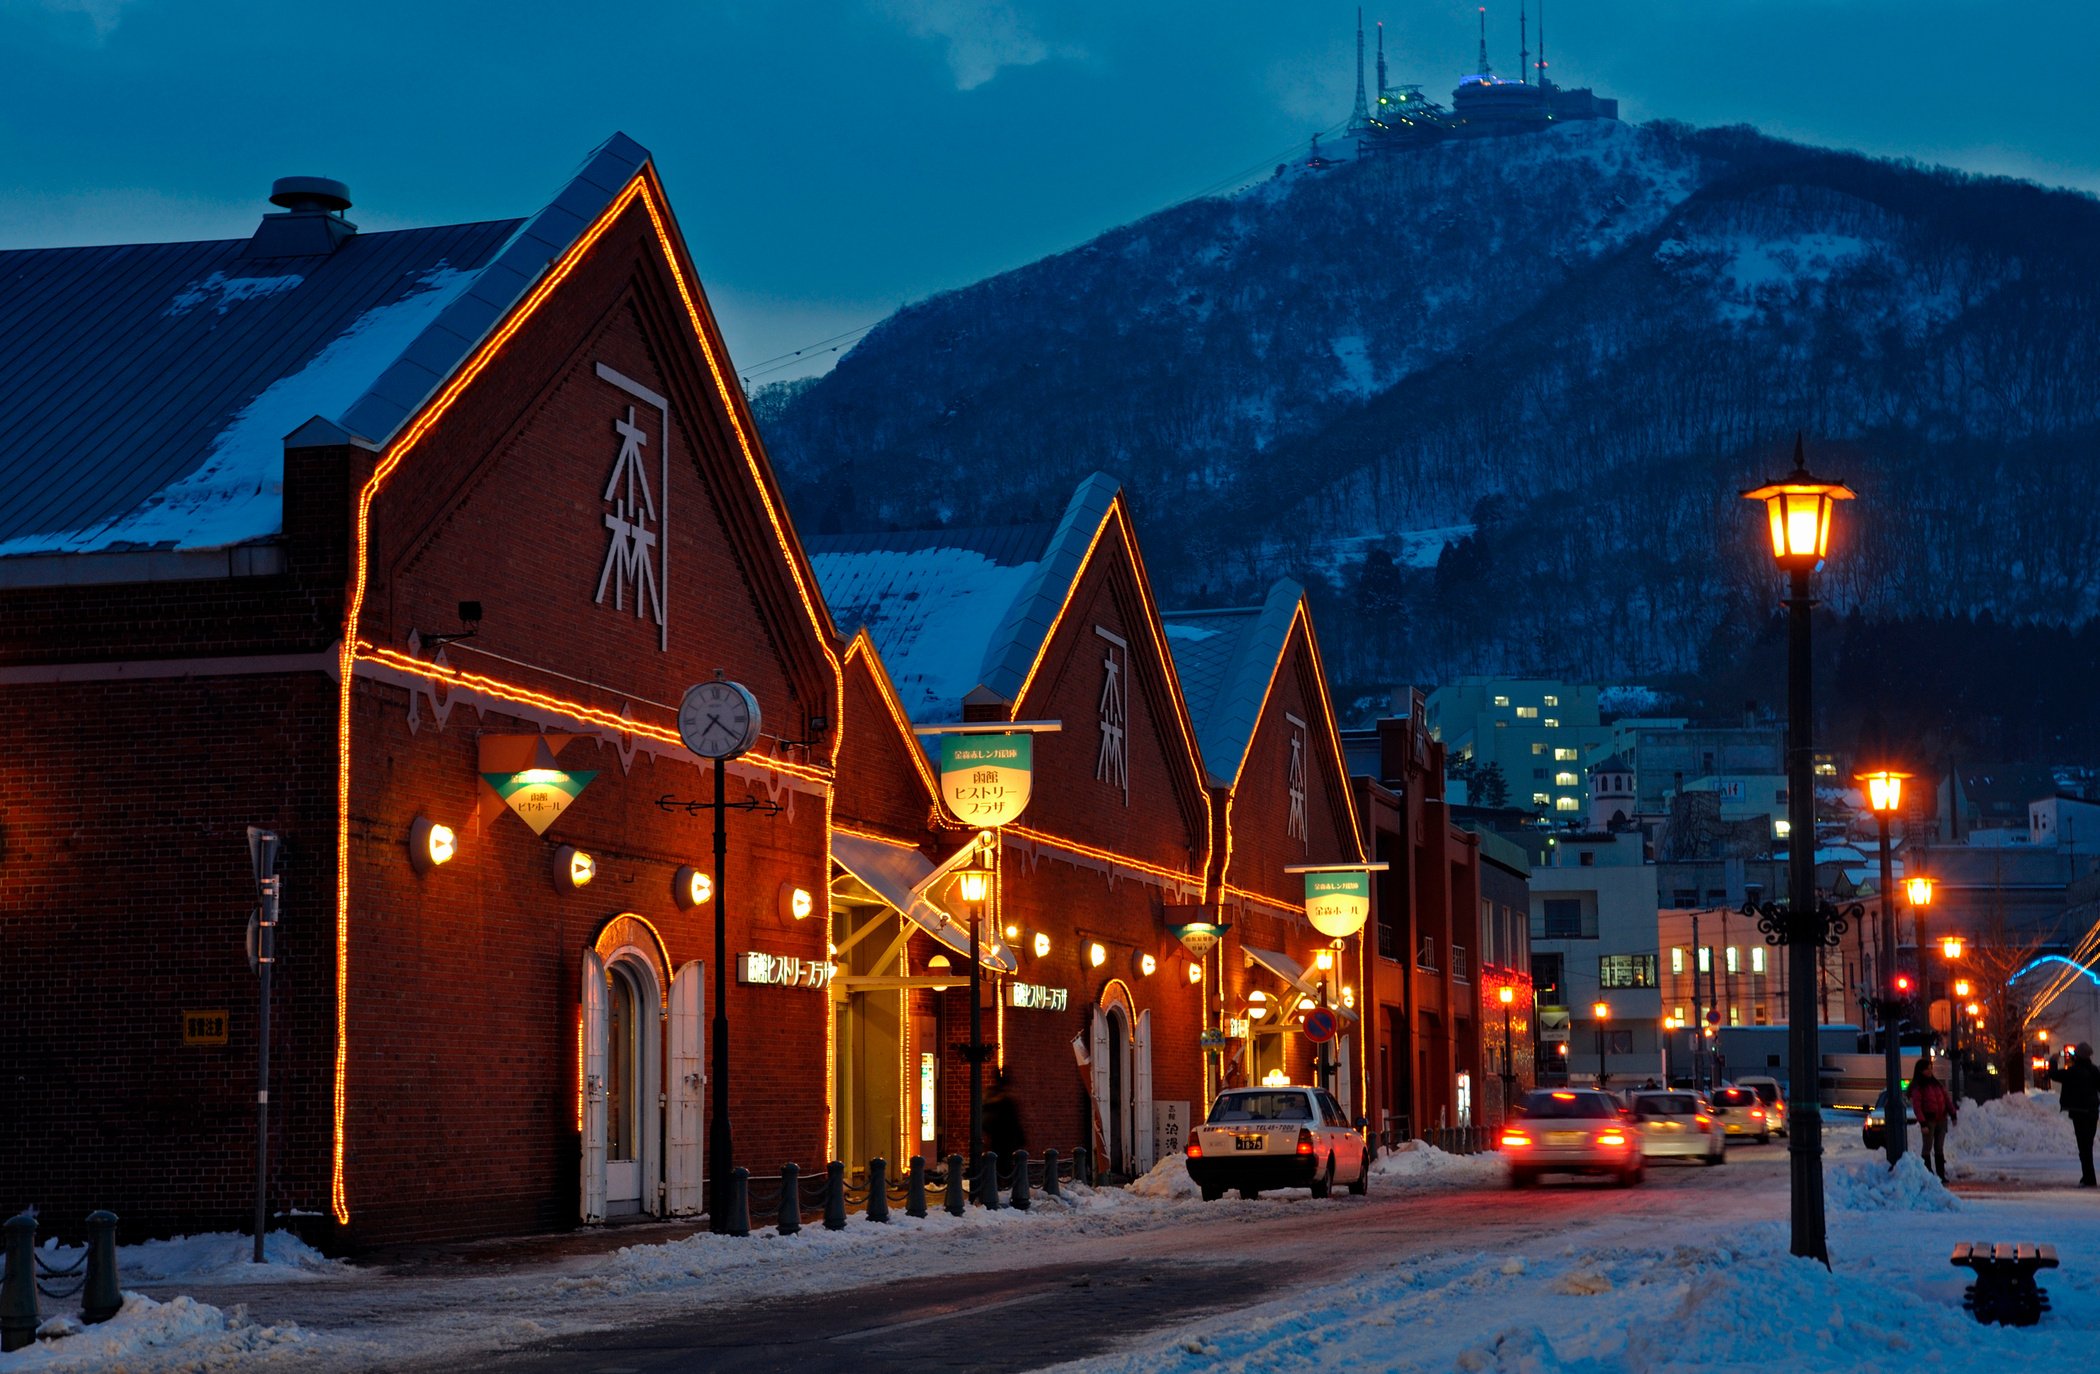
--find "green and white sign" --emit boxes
[1304,869,1371,938]
[939,733,1033,827]
[481,770,598,836]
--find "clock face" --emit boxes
[678,680,762,759]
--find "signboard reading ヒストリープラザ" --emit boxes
[939,734,1033,827]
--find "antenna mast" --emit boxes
[1537,0,1548,87]
[1376,19,1388,102]
[1520,0,1529,84]
[1476,6,1492,76]
[1349,8,1371,131]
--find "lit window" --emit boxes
[1671,947,1684,974]
[1725,946,1740,974]
[1815,761,1837,776]
[1531,743,1546,755]
[1493,695,1510,707]
[1773,818,1792,838]
[1555,797,1580,812]
[1532,792,1551,805]
[1752,947,1766,975]
[1697,947,1711,973]
[1516,706,1539,719]
[1555,771,1579,787]
[1554,747,1577,761]
[1728,1006,1742,1026]
[1543,718,1560,729]
[1673,1006,1686,1024]
[1544,695,1560,707]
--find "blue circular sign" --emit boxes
[1303,1008,1338,1043]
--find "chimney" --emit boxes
[245,176,357,259]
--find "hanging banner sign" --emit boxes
[481,770,598,836]
[737,952,831,990]
[1170,920,1230,959]
[1304,870,1372,938]
[939,734,1033,827]
[1007,982,1070,1012]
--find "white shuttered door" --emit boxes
[1133,1009,1155,1171]
[1089,1008,1110,1162]
[581,949,608,1223]
[667,961,703,1217]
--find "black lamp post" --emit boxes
[1859,770,1911,1167]
[952,846,994,1198]
[1498,984,1518,1118]
[1592,1000,1611,1090]
[1741,437,1857,1266]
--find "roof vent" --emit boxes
[245,176,358,259]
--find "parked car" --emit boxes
[1185,1086,1371,1201]
[1502,1088,1645,1187]
[1707,1085,1772,1143]
[1862,1089,1898,1150]
[1734,1075,1788,1136]
[1626,1090,1725,1165]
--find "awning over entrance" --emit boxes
[831,832,1018,974]
[1242,944,1360,1021]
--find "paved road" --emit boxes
[405,1141,1797,1373]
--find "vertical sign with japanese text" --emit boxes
[939,733,1034,828]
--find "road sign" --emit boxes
[1706,1010,1722,1026]
[1302,1007,1338,1043]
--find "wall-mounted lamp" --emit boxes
[1314,949,1336,972]
[408,815,456,873]
[674,866,713,909]
[1087,941,1107,969]
[1341,985,1356,1010]
[417,599,483,653]
[780,883,814,920]
[1032,931,1052,959]
[1247,989,1270,1020]
[554,845,595,890]
[1136,952,1157,977]
[1186,961,1203,985]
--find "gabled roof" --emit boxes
[1162,579,1304,788]
[0,133,651,562]
[1588,752,1632,775]
[804,474,1123,724]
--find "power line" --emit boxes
[736,122,1346,391]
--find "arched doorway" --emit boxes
[1090,982,1153,1179]
[581,916,675,1224]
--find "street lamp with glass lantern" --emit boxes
[1742,436,1856,1265]
[1592,1000,1612,1090]
[952,847,994,1196]
[1498,985,1518,1117]
[1857,768,1912,1166]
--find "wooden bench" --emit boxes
[1950,1242,2058,1326]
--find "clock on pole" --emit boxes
[679,678,762,760]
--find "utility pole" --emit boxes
[246,827,281,1265]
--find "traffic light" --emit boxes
[1892,972,1914,997]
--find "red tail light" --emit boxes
[1695,1115,1712,1132]
[1185,1129,1202,1159]
[1501,1131,1531,1148]
[1598,1132,1629,1148]
[1296,1128,1316,1156]
[1750,1108,1765,1119]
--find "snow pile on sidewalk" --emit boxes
[1126,1153,1202,1200]
[1952,1090,2070,1159]
[2,1293,320,1372]
[1372,1142,1507,1189]
[34,1230,348,1287]
[1825,1154,1961,1212]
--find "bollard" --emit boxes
[726,1168,751,1237]
[776,1162,801,1235]
[1010,1150,1031,1211]
[906,1156,927,1219]
[1044,1148,1061,1200]
[1,1211,37,1354]
[823,1161,847,1231]
[978,1152,1002,1210]
[866,1158,890,1224]
[82,1211,120,1326]
[1075,1144,1093,1188]
[945,1154,966,1216]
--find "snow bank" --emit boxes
[1126,1153,1202,1201]
[1372,1142,1507,1189]
[1825,1154,1961,1212]
[3,1293,318,1372]
[34,1230,348,1287]
[1952,1090,2071,1159]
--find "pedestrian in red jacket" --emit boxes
[1908,1058,1957,1182]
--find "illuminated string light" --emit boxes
[1006,826,1203,890]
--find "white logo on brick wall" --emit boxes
[1094,626,1129,805]
[1286,712,1308,846]
[593,363,671,651]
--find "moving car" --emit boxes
[1734,1075,1788,1136]
[1503,1088,1645,1187]
[1185,1086,1371,1201]
[1862,1089,1909,1150]
[1625,1089,1725,1165]
[1707,1085,1771,1143]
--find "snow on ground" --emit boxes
[1825,1153,1961,1212]
[6,1294,321,1374]
[32,1231,350,1287]
[1372,1141,1508,1189]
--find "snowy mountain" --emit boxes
[757,119,2100,710]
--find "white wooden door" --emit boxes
[580,948,608,1223]
[1133,1009,1155,1171]
[667,961,703,1216]
[1089,1007,1110,1163]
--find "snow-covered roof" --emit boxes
[1163,579,1304,788]
[0,133,652,565]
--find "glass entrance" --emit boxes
[606,963,643,1214]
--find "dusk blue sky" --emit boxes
[6,0,2096,382]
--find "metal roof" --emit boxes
[1163,579,1305,787]
[0,133,652,567]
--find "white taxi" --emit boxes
[1185,1085,1371,1201]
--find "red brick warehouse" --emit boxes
[0,136,846,1248]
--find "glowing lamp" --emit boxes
[1137,952,1157,977]
[1941,936,1964,960]
[1741,442,1855,572]
[1908,876,1936,907]
[1087,941,1107,968]
[1498,985,1516,1006]
[673,866,712,909]
[1557,1042,1569,1057]
[1856,769,1910,815]
[1004,923,1020,940]
[1247,990,1270,1021]
[1187,961,1203,985]
[2040,1029,2051,1043]
[1032,932,1051,959]
[1341,985,1356,1009]
[512,736,569,785]
[776,883,814,921]
[1262,1068,1290,1087]
[953,863,992,907]
[1965,1001,1981,1016]
[553,845,594,890]
[1314,949,1336,972]
[1592,1001,1610,1021]
[408,816,456,873]
[1954,978,1972,998]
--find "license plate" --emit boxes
[1234,1135,1265,1151]
[1546,1131,1584,1146]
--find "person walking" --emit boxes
[2055,1042,2100,1188]
[1907,1057,1957,1182]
